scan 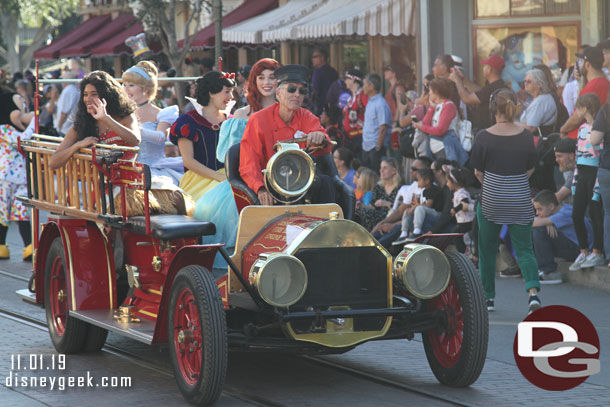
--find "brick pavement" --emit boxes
[319,338,610,407]
[0,316,249,407]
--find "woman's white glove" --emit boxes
[140,127,167,144]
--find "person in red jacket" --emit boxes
[342,68,367,155]
[240,64,333,205]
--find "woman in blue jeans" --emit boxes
[590,103,610,265]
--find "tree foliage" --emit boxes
[129,0,211,71]
[129,0,212,106]
[0,0,79,73]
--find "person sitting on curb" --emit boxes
[397,168,443,242]
[372,157,430,248]
[532,190,592,284]
[554,138,577,204]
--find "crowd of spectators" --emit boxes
[5,39,610,314]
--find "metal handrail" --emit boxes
[38,77,200,84]
[32,134,140,152]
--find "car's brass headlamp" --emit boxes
[393,244,451,299]
[249,253,308,307]
[263,143,315,204]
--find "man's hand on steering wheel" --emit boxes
[257,188,274,206]
[306,131,327,148]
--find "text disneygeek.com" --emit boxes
[4,354,131,390]
[5,371,132,390]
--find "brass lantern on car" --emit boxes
[263,142,315,204]
[393,243,451,299]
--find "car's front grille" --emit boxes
[290,246,388,333]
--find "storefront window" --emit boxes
[476,0,580,18]
[381,36,416,90]
[342,41,368,75]
[474,23,579,91]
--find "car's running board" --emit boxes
[16,289,39,305]
[70,309,155,344]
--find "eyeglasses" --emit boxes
[524,79,533,84]
[410,166,420,171]
[284,85,308,95]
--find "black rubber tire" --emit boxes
[422,251,488,387]
[168,265,227,406]
[82,324,109,353]
[44,237,88,354]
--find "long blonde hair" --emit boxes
[378,157,402,190]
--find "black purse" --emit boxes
[399,126,416,158]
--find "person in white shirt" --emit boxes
[54,70,80,135]
[370,157,431,248]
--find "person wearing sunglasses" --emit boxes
[240,64,334,206]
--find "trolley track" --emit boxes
[0,306,284,407]
[1,304,473,407]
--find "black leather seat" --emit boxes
[226,143,259,210]
[129,215,215,240]
[314,155,356,220]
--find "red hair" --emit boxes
[246,58,281,114]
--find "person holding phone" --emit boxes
[393,74,433,131]
[562,44,590,116]
[449,55,507,133]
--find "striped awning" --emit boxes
[262,0,415,43]
[222,0,326,44]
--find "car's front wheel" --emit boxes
[168,265,227,406]
[422,251,488,387]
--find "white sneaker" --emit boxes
[581,253,605,268]
[568,253,588,271]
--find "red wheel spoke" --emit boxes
[427,279,464,368]
[50,256,67,336]
[173,287,204,386]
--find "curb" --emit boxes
[557,260,610,292]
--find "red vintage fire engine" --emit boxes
[17,129,488,405]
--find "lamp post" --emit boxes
[214,0,223,67]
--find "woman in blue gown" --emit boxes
[194,58,281,268]
[122,61,181,184]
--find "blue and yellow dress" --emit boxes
[169,110,225,201]
[194,118,247,268]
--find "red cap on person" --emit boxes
[480,55,505,72]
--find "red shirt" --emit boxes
[568,77,610,139]
[385,84,397,118]
[343,90,368,138]
[99,130,135,160]
[420,100,457,136]
[239,103,330,193]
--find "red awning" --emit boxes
[34,15,111,60]
[60,14,135,58]
[179,0,277,50]
[89,21,161,57]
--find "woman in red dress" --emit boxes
[50,71,140,169]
